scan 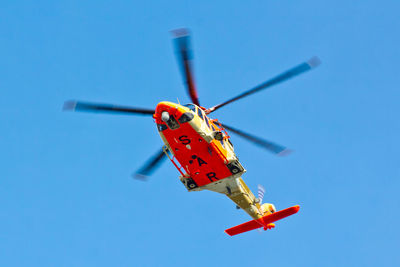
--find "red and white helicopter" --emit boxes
[64,29,320,236]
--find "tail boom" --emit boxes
[225,205,300,236]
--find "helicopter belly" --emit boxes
[158,117,245,188]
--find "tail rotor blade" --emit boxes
[207,57,321,113]
[171,28,200,106]
[258,184,265,204]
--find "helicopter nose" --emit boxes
[156,102,182,115]
[155,101,184,123]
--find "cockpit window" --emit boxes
[166,115,180,130]
[184,104,197,113]
[178,112,194,123]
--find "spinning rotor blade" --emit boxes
[172,29,200,106]
[134,148,167,180]
[258,184,265,204]
[63,100,155,115]
[220,123,291,155]
[207,57,321,113]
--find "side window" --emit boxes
[219,139,225,148]
[197,108,204,120]
[228,139,234,148]
[205,117,210,129]
[157,123,168,131]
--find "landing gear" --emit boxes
[180,176,198,191]
[227,160,244,175]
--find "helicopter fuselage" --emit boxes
[154,101,271,220]
[154,102,242,186]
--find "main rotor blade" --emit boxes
[220,123,291,155]
[207,57,321,113]
[134,148,167,180]
[63,100,155,115]
[171,29,200,106]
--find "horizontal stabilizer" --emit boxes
[225,205,300,236]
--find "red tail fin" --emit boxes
[225,205,300,236]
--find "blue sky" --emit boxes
[1,1,399,266]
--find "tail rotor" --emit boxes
[257,184,265,204]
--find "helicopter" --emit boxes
[63,29,320,236]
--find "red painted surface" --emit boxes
[155,102,233,187]
[225,205,300,236]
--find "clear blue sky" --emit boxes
[1,1,399,266]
